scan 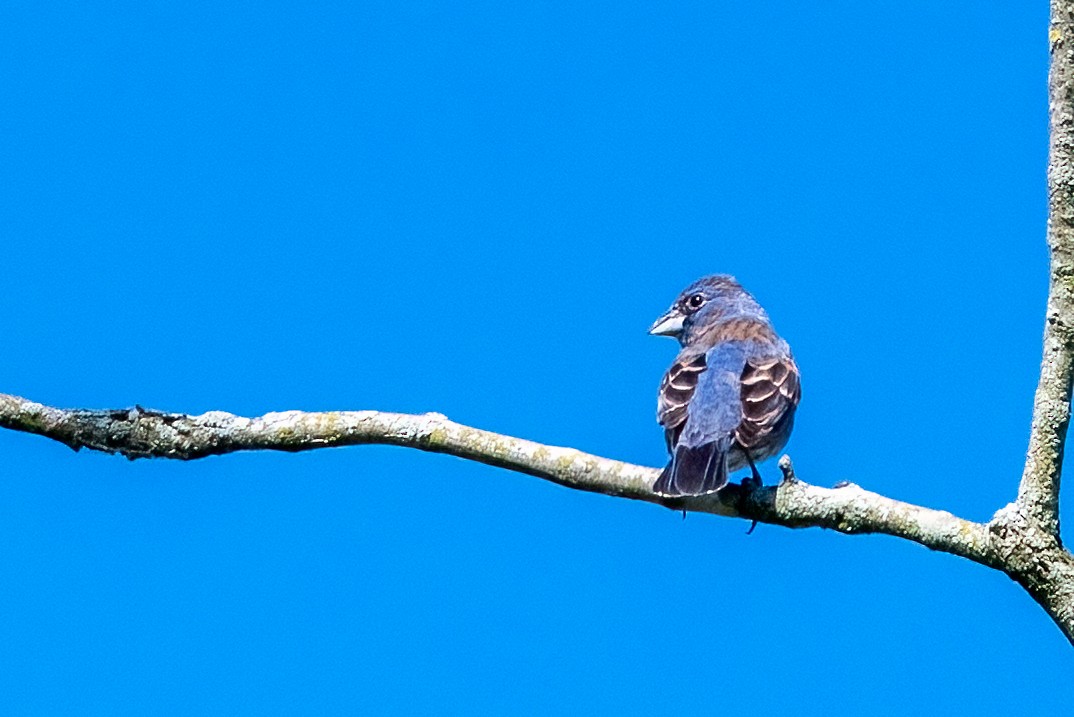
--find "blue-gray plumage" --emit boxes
[649,275,800,497]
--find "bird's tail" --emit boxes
[653,442,729,497]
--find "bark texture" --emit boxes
[1,1,1072,647]
[1019,1,1074,540]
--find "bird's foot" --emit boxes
[741,474,763,491]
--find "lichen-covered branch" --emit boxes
[0,392,980,546]
[739,459,995,565]
[3,389,1071,642]
[0,392,668,504]
[0,391,979,544]
[1018,1,1074,536]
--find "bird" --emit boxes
[649,275,800,497]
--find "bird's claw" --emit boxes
[741,474,763,491]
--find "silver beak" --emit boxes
[648,310,685,337]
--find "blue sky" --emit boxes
[2,1,1071,713]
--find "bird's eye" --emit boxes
[686,293,706,310]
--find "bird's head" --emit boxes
[648,274,763,346]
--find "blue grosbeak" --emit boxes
[649,275,800,497]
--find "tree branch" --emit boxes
[0,393,986,551]
[7,390,1073,641]
[1018,2,1074,537]
[0,391,984,549]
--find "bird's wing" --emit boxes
[654,342,749,496]
[660,343,771,448]
[656,350,707,450]
[679,342,752,447]
[734,352,801,452]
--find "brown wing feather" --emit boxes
[735,354,800,450]
[657,352,707,449]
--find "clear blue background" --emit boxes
[1,1,1071,714]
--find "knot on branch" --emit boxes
[778,455,798,485]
